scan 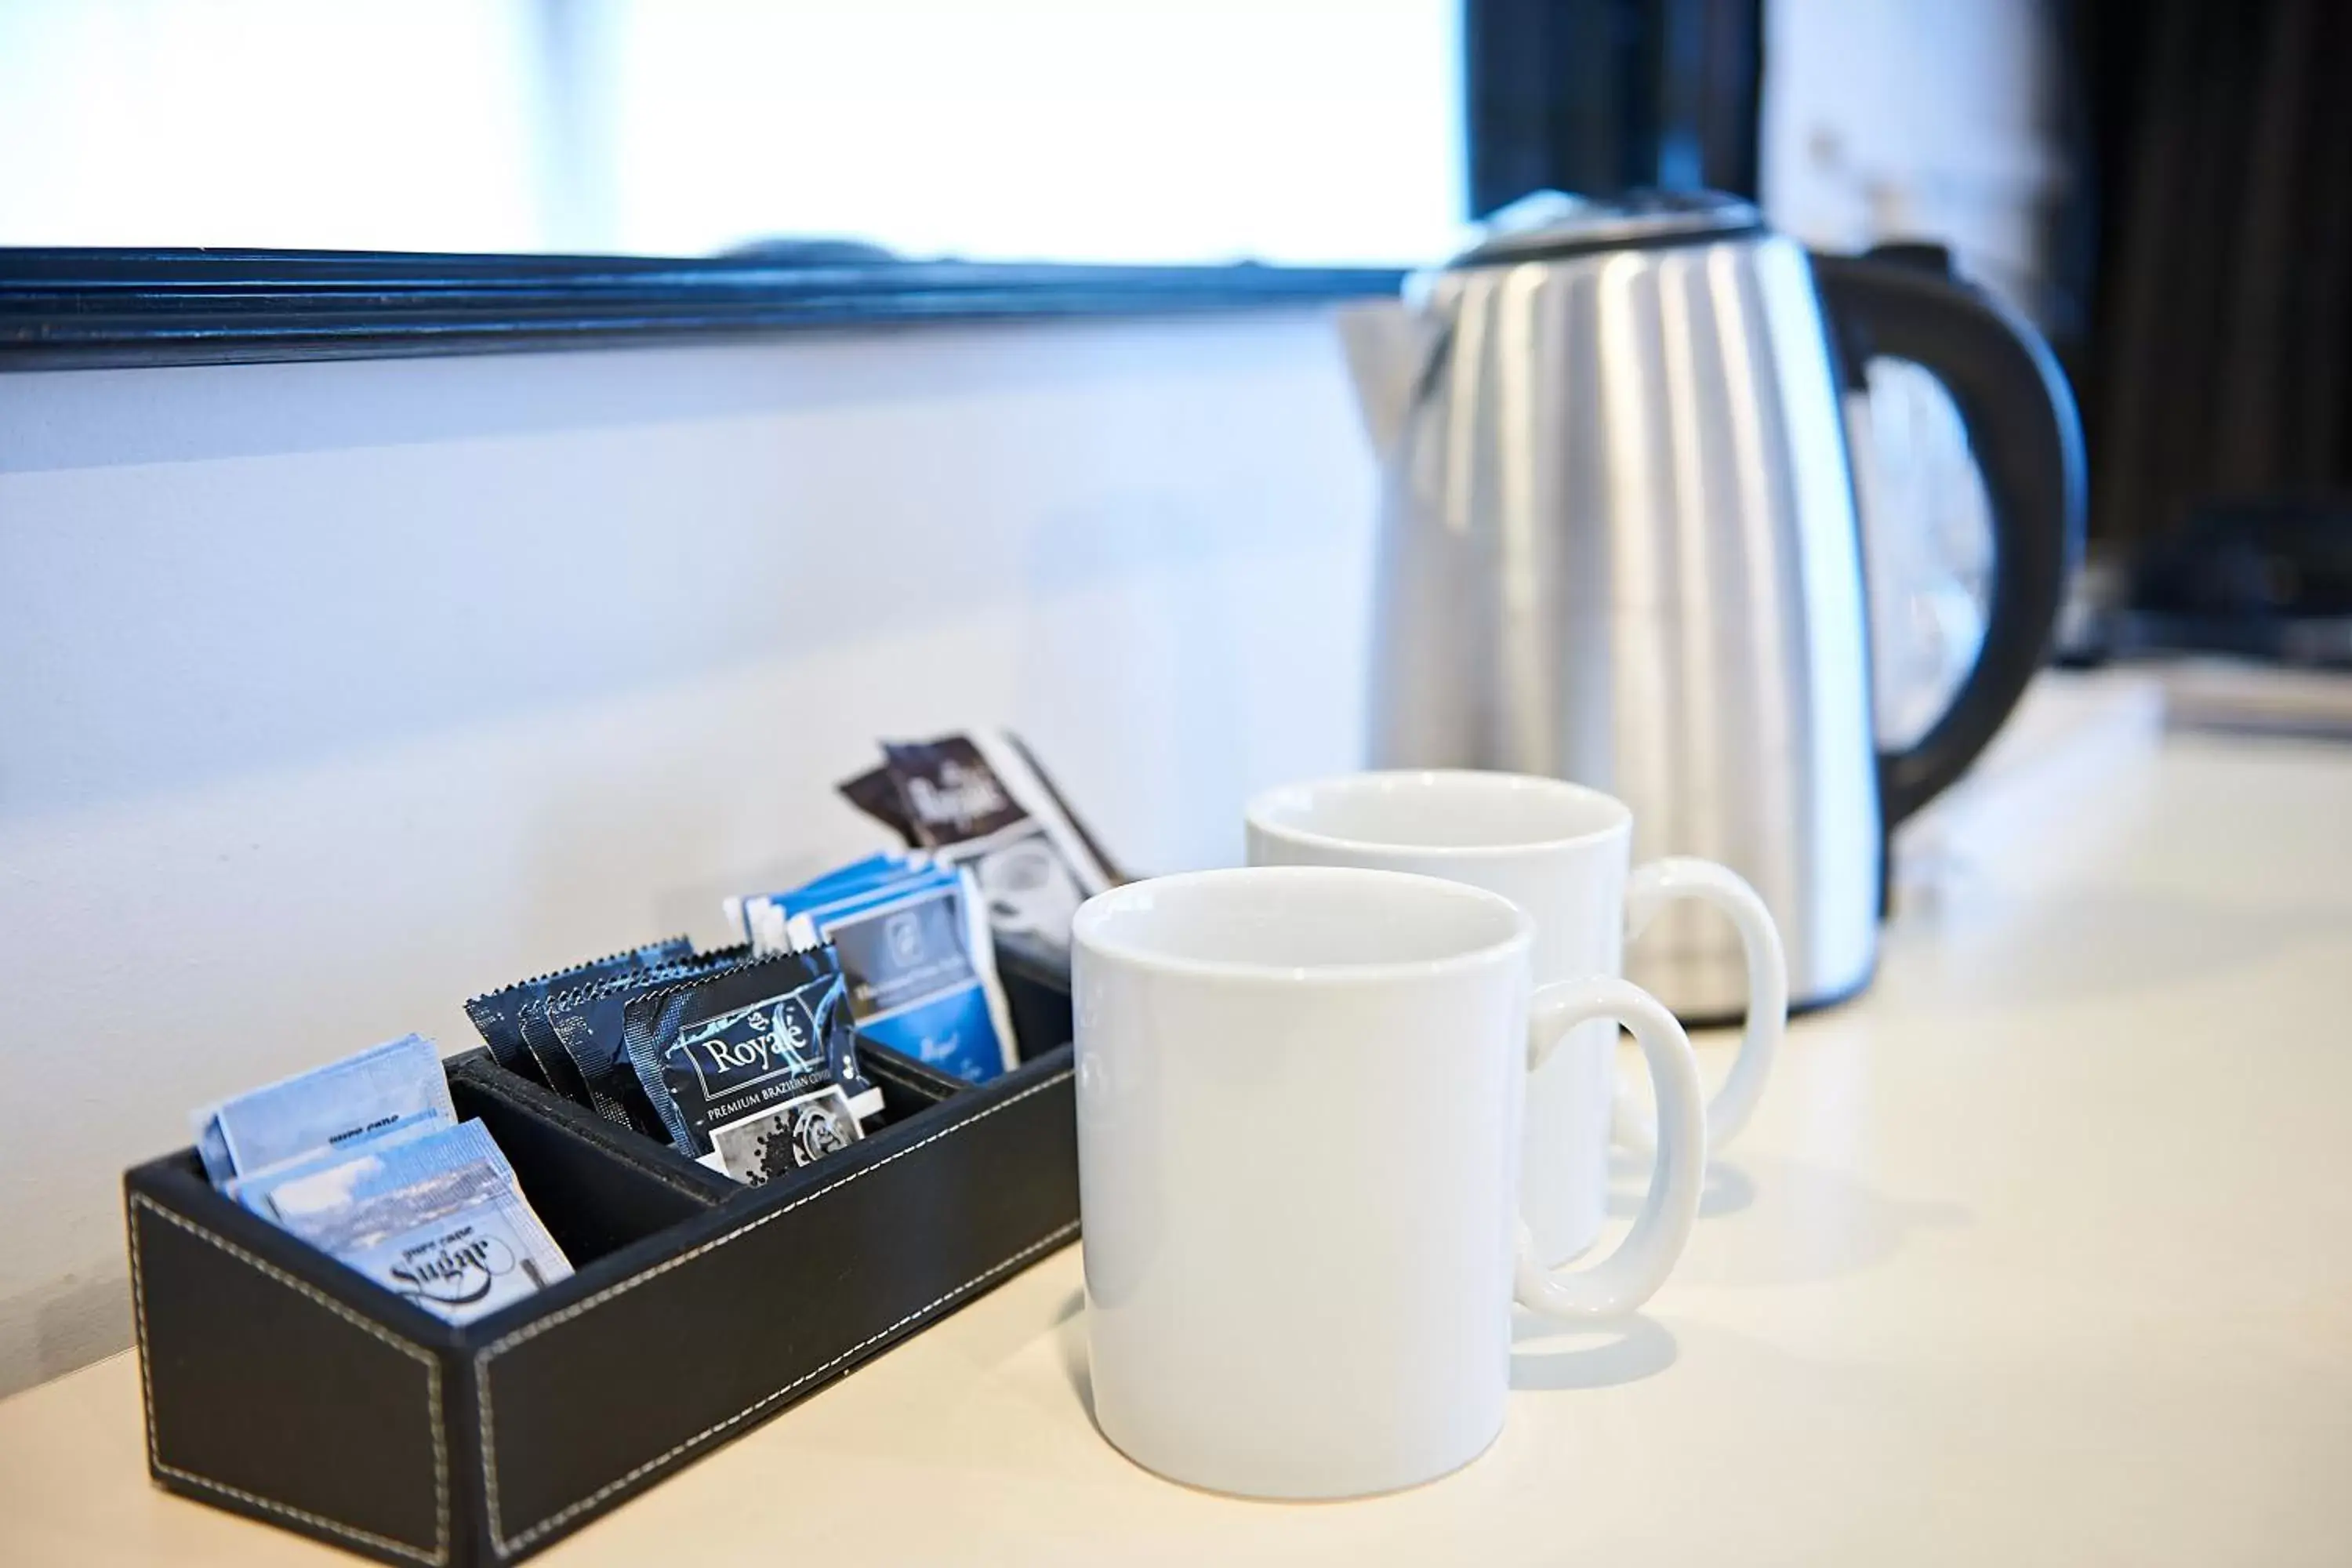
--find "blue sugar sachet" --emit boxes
[229,1113,449,1218]
[269,1119,572,1323]
[192,1033,455,1190]
[194,1120,235,1190]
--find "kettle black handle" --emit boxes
[1812,249,2087,829]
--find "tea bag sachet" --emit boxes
[722,852,927,948]
[840,731,1115,967]
[798,866,1016,1083]
[731,851,1018,1083]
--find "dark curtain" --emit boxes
[1465,0,1761,216]
[2078,0,2352,547]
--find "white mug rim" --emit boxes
[1244,769,1633,860]
[1073,865,1531,988]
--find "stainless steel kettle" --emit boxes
[1349,192,2085,1017]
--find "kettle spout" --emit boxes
[1336,298,1443,461]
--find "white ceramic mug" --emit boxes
[1247,770,1787,1266]
[1073,866,1704,1499]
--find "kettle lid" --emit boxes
[1450,189,1762,267]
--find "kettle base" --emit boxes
[1670,965,1875,1032]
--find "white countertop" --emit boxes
[6,684,2351,1565]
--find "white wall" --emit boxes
[0,310,1380,1393]
[1759,0,2063,748]
[1760,0,2063,318]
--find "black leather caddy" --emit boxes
[123,955,1077,1566]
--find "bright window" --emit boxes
[0,0,1464,266]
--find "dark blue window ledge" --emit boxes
[0,249,1406,371]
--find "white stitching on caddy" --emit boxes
[127,1193,452,1566]
[478,1066,1077,1557]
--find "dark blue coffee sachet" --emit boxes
[622,946,884,1185]
[515,992,594,1104]
[463,937,695,1084]
[548,943,752,1137]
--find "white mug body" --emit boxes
[1074,866,1533,1499]
[1247,771,1635,1265]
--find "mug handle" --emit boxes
[1515,978,1705,1319]
[1613,858,1788,1154]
